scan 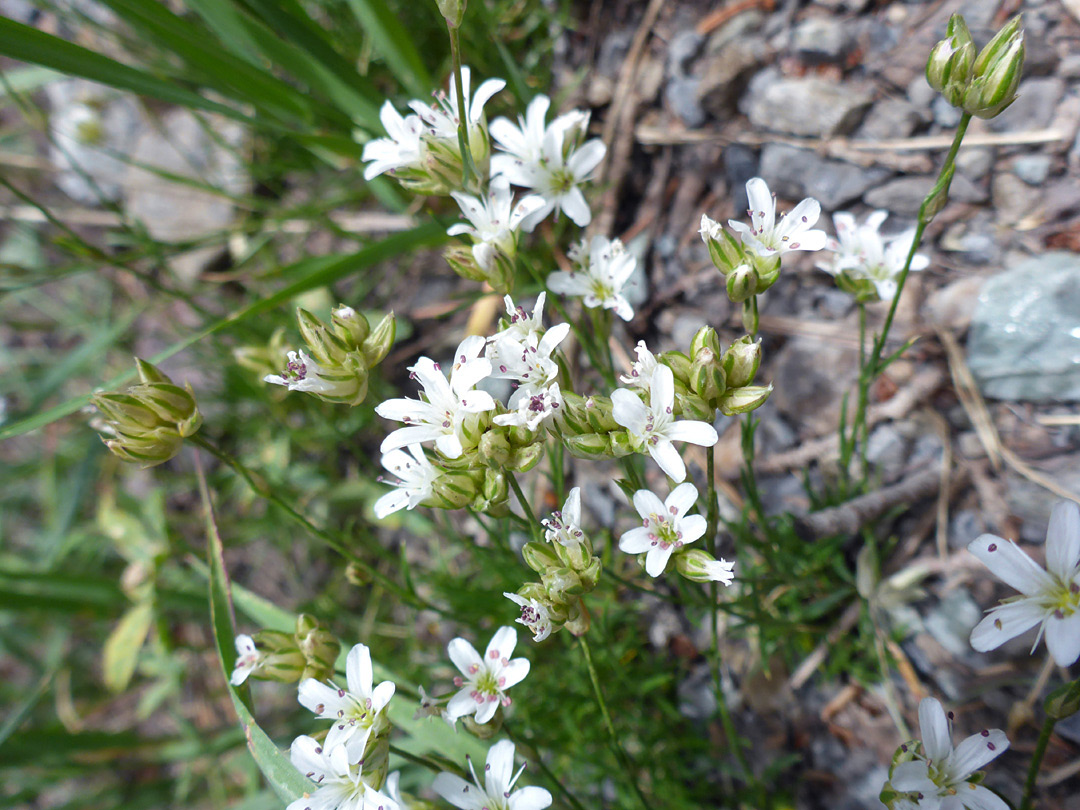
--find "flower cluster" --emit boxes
[816,211,930,303]
[230,614,341,686]
[548,235,637,321]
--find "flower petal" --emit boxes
[968,535,1054,596]
[666,419,719,447]
[448,637,482,675]
[611,389,648,434]
[946,729,1008,781]
[665,482,699,517]
[890,760,936,793]
[970,599,1046,653]
[432,772,482,810]
[679,514,707,544]
[958,783,1011,810]
[619,526,654,554]
[485,739,516,797]
[346,644,374,697]
[298,679,347,718]
[918,697,953,763]
[1046,500,1080,580]
[445,687,479,721]
[486,625,518,661]
[632,489,666,520]
[474,695,500,724]
[509,786,554,810]
[645,544,674,577]
[649,438,687,483]
[1045,607,1080,667]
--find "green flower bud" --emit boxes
[476,468,509,512]
[462,712,502,739]
[444,244,488,282]
[721,335,761,389]
[972,15,1021,76]
[436,0,466,28]
[700,214,747,276]
[234,328,291,380]
[674,548,734,584]
[564,432,613,460]
[522,541,561,574]
[556,391,591,434]
[294,614,341,682]
[297,307,347,366]
[726,264,758,303]
[92,359,202,467]
[926,15,975,106]
[361,311,396,367]
[578,556,602,590]
[920,163,955,224]
[1045,680,1080,720]
[963,35,1024,119]
[659,351,692,388]
[331,305,371,346]
[609,431,635,457]
[250,629,307,683]
[509,440,545,473]
[690,325,722,359]
[358,727,391,790]
[479,428,513,467]
[428,468,481,510]
[719,384,772,416]
[584,395,618,433]
[542,566,584,601]
[562,599,590,636]
[750,252,782,290]
[675,391,714,422]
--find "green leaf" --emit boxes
[197,461,313,804]
[346,0,432,97]
[0,221,447,440]
[102,601,155,693]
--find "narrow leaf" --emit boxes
[102,601,155,692]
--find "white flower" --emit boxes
[494,292,547,347]
[727,177,828,258]
[492,382,563,431]
[361,101,426,181]
[547,235,637,321]
[490,94,606,228]
[374,445,438,519]
[699,213,724,243]
[885,697,1009,810]
[286,736,398,810]
[445,626,530,724]
[265,350,350,397]
[968,500,1080,667]
[619,483,708,577]
[376,335,496,459]
[541,487,585,547]
[298,644,396,759]
[489,322,569,396]
[448,176,546,270]
[230,634,261,686]
[409,67,505,143]
[611,364,719,483]
[503,593,553,642]
[619,340,658,391]
[432,739,552,810]
[701,557,736,585]
[817,210,930,301]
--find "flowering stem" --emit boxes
[447,23,478,191]
[507,471,542,542]
[503,723,590,810]
[578,636,651,810]
[189,435,439,614]
[1020,711,1057,810]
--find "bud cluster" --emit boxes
[669,328,771,419]
[507,488,600,641]
[264,305,395,406]
[926,14,1024,120]
[233,614,341,685]
[92,358,202,467]
[700,214,780,304]
[555,392,634,460]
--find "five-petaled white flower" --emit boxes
[265,350,350,397]
[432,739,552,810]
[728,177,827,258]
[298,643,396,760]
[287,735,398,810]
[448,176,546,271]
[446,626,530,724]
[620,483,708,577]
[541,487,585,547]
[494,292,548,347]
[408,66,505,143]
[490,94,606,228]
[503,592,553,643]
[361,101,426,181]
[374,445,438,520]
[817,210,930,302]
[885,697,1009,810]
[489,323,569,397]
[611,364,719,483]
[968,500,1080,667]
[619,340,658,392]
[230,634,261,686]
[376,335,496,459]
[547,235,637,321]
[493,382,563,431]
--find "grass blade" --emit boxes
[345,0,432,97]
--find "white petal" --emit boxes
[432,772,483,810]
[448,637,482,675]
[374,489,411,519]
[788,229,828,252]
[649,439,687,483]
[918,697,953,763]
[371,680,396,714]
[946,729,1008,781]
[563,487,581,526]
[786,197,821,230]
[470,78,506,121]
[559,186,592,227]
[619,526,654,554]
[611,388,649,435]
[445,687,480,721]
[666,482,699,517]
[666,420,719,447]
[346,644,374,697]
[435,432,464,459]
[650,365,675,412]
[1045,500,1080,580]
[958,783,1011,810]
[970,599,1046,652]
[679,514,707,544]
[890,760,936,793]
[485,739,517,797]
[474,696,500,724]
[486,625,518,661]
[632,489,667,520]
[745,178,774,230]
[298,679,347,718]
[968,535,1054,596]
[1045,608,1080,666]
[499,658,530,689]
[567,139,606,177]
[509,786,553,810]
[645,544,674,577]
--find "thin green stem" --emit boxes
[507,471,541,542]
[447,23,477,191]
[1020,711,1056,810]
[189,435,439,614]
[709,618,752,784]
[578,636,651,810]
[388,744,447,775]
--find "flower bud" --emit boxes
[963,34,1024,119]
[331,305,370,346]
[609,431,635,457]
[1045,680,1080,720]
[690,347,726,405]
[675,392,714,422]
[294,614,341,682]
[477,468,509,511]
[522,541,561,574]
[721,336,761,388]
[700,214,747,276]
[92,359,202,467]
[972,15,1022,77]
[719,384,772,416]
[689,325,721,359]
[542,566,584,601]
[429,469,480,510]
[926,15,975,106]
[444,244,488,282]
[509,440,545,473]
[583,395,618,433]
[297,307,347,366]
[564,432,613,460]
[726,263,757,303]
[659,351,692,388]
[556,391,591,435]
[919,163,954,224]
[674,548,735,585]
[479,428,513,467]
[361,311,396,367]
[435,0,466,28]
[249,629,307,682]
[562,599,590,636]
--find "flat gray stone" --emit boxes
[759,143,890,209]
[988,77,1065,133]
[967,252,1080,402]
[746,76,873,138]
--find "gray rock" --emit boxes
[1011,154,1052,186]
[967,252,1080,402]
[932,96,964,128]
[771,336,858,434]
[925,274,988,331]
[866,424,909,482]
[745,76,874,138]
[1059,54,1080,81]
[759,143,890,210]
[906,76,937,108]
[939,212,999,263]
[923,589,983,662]
[988,77,1065,133]
[950,173,989,204]
[667,29,704,76]
[790,16,850,64]
[1005,459,1080,542]
[955,147,994,181]
[855,98,928,140]
[863,176,932,216]
[991,172,1043,227]
[666,76,705,128]
[696,39,764,118]
[949,509,984,550]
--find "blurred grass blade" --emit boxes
[198,459,311,804]
[0,18,250,124]
[102,601,154,693]
[0,220,447,441]
[346,0,431,97]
